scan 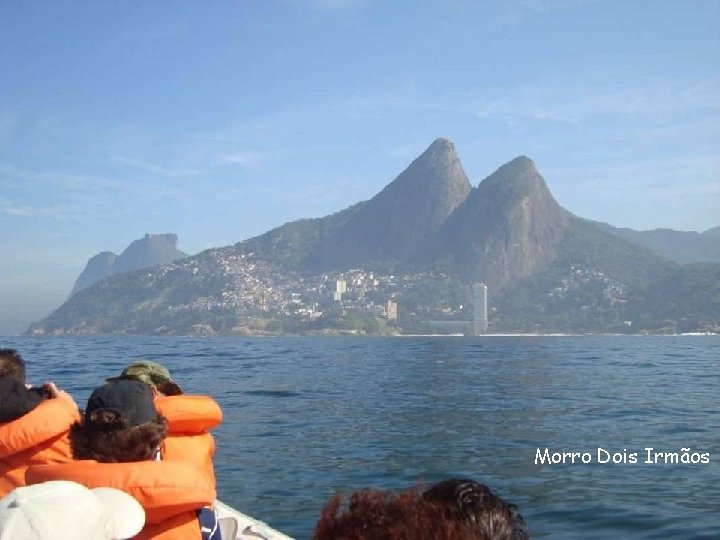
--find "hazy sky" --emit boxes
[1,0,719,334]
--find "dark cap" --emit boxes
[85,380,157,428]
[0,378,43,423]
[106,360,182,396]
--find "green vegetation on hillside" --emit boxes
[493,222,719,333]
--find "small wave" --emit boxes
[243,390,301,398]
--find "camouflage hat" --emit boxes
[107,360,182,396]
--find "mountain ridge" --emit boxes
[594,223,720,263]
[30,139,720,336]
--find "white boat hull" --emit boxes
[215,499,294,540]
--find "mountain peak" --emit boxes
[478,155,543,196]
[70,233,189,295]
[413,138,459,170]
[492,155,537,177]
[143,233,179,244]
[304,138,472,270]
[431,154,568,289]
[428,137,454,151]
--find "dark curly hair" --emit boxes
[313,480,528,540]
[0,348,26,384]
[313,488,481,540]
[70,411,169,463]
[423,479,529,540]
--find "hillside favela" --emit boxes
[29,139,720,337]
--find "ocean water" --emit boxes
[3,335,719,539]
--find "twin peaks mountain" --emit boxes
[31,139,720,336]
[243,139,569,290]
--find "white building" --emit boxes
[387,300,398,320]
[472,283,488,335]
[333,277,347,301]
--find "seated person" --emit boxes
[106,360,222,488]
[26,380,217,540]
[313,478,528,540]
[0,479,145,540]
[107,359,184,398]
[0,349,79,497]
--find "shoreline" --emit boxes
[10,331,719,338]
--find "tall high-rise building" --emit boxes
[472,283,488,335]
[387,300,398,320]
[336,278,347,294]
[334,277,347,301]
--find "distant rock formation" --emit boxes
[72,252,118,295]
[29,139,720,336]
[70,233,189,295]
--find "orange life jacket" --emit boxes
[0,397,79,497]
[26,459,215,540]
[155,395,222,490]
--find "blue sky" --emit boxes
[1,0,719,334]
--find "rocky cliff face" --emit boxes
[70,233,189,295]
[71,252,118,295]
[307,138,473,270]
[428,156,570,289]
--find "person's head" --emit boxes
[0,480,144,540]
[423,479,528,540]
[106,360,182,396]
[70,379,168,463]
[0,378,43,424]
[314,480,528,540]
[0,349,25,385]
[313,488,482,540]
